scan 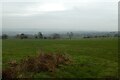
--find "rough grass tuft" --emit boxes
[2,52,71,78]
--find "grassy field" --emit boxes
[2,38,118,78]
[0,40,2,78]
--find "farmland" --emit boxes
[2,38,118,78]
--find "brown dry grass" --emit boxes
[2,52,71,78]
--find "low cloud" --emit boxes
[2,0,118,31]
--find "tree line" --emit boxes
[2,32,74,40]
[1,32,119,40]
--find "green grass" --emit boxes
[2,38,118,78]
[0,39,2,77]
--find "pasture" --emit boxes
[2,38,118,78]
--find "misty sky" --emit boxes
[2,0,119,32]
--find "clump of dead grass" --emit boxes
[2,52,71,78]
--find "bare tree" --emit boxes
[67,32,73,40]
[38,32,43,39]
[17,33,28,39]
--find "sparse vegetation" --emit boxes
[2,52,71,78]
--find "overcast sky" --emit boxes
[2,0,119,32]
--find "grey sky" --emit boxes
[2,0,119,31]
